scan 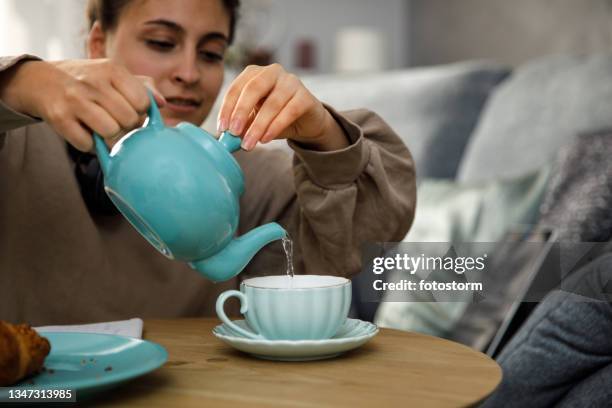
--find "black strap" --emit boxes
[66,143,119,216]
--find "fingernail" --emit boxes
[245,129,260,142]
[229,118,243,135]
[241,138,251,151]
[241,136,255,151]
[217,117,228,133]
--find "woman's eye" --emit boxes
[199,51,224,63]
[146,40,175,51]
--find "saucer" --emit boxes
[213,318,378,361]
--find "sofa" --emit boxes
[300,53,612,351]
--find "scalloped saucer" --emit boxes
[213,318,378,361]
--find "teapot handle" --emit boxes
[93,89,164,173]
[144,89,164,130]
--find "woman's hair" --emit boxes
[86,0,240,44]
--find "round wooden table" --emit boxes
[85,318,501,407]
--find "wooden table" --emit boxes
[84,318,501,407]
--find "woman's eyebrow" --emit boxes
[144,19,228,45]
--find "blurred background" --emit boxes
[2,0,612,73]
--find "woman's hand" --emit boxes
[0,59,165,151]
[217,64,349,151]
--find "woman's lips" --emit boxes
[165,97,202,114]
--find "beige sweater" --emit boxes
[0,55,416,325]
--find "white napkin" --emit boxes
[35,318,143,338]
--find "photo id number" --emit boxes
[1,388,75,402]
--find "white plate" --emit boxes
[213,318,378,361]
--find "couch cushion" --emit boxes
[374,164,551,336]
[300,62,510,180]
[405,166,550,243]
[458,53,612,183]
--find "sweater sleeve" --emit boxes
[235,106,416,279]
[0,55,42,133]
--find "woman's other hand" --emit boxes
[0,59,165,151]
[217,64,349,151]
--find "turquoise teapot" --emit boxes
[93,94,287,282]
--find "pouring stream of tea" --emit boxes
[282,236,294,279]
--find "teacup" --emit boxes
[216,275,351,340]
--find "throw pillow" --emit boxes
[458,53,612,183]
[374,165,551,336]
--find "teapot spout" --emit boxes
[189,222,287,282]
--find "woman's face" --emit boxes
[90,0,230,126]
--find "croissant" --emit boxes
[0,321,50,386]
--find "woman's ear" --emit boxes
[87,21,107,59]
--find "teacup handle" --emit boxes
[215,290,263,340]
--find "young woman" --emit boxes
[0,0,415,325]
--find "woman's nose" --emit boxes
[172,51,201,85]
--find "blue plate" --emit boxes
[0,332,167,398]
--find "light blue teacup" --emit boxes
[216,275,351,340]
